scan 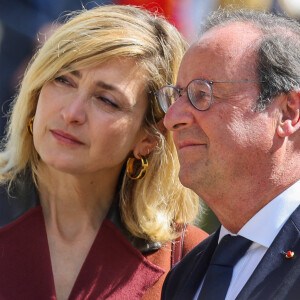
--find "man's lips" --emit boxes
[177,140,205,150]
[50,129,84,145]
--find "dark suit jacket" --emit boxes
[162,204,300,300]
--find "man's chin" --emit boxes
[178,168,194,189]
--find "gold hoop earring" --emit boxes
[27,117,34,136]
[126,156,148,180]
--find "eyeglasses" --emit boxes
[155,79,263,113]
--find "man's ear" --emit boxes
[133,132,157,158]
[277,90,300,137]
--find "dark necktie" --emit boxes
[197,234,252,300]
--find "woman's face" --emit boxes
[33,58,152,177]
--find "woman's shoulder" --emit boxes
[182,224,209,255]
[0,172,39,228]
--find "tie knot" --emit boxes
[211,235,252,267]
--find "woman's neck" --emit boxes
[37,162,119,240]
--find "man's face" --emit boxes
[164,23,280,202]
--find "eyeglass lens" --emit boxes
[188,80,212,111]
[157,79,212,113]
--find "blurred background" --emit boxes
[1,0,299,233]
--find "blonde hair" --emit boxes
[0,5,199,243]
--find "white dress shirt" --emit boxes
[194,180,300,300]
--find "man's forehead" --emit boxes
[195,21,262,57]
[176,21,261,85]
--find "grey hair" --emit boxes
[203,8,300,111]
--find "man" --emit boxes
[156,9,300,300]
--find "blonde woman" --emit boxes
[0,5,207,300]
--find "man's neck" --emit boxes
[202,180,297,233]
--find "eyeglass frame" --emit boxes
[155,79,264,113]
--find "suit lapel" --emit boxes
[237,205,300,300]
[176,227,220,299]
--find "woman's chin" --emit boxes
[40,157,84,175]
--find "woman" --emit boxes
[0,5,207,300]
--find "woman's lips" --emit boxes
[50,129,84,145]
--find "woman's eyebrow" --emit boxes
[95,81,119,92]
[70,70,122,93]
[71,70,81,78]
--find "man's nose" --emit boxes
[163,94,194,131]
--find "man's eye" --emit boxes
[197,90,209,98]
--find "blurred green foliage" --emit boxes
[193,198,220,234]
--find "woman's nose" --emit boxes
[61,94,87,125]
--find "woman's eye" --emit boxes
[97,96,119,108]
[54,76,71,85]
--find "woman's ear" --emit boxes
[277,91,300,137]
[133,132,157,158]
[156,119,167,136]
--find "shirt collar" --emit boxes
[219,180,300,247]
